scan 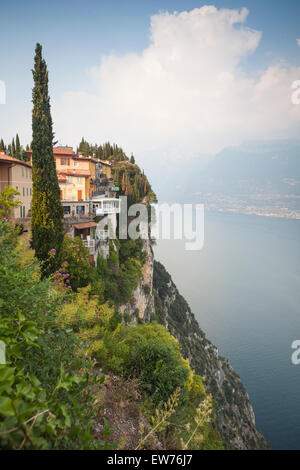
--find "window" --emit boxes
[22,167,24,177]
[30,188,32,196]
[23,206,25,217]
[23,187,25,197]
[63,206,71,215]
[61,158,69,165]
[74,161,78,167]
[78,177,82,183]
[76,205,85,215]
[26,168,28,178]
[67,176,72,183]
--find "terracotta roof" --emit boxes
[53,147,74,155]
[26,147,74,157]
[0,154,32,168]
[73,222,98,230]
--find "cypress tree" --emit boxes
[31,43,64,276]
[11,138,15,158]
[15,133,21,159]
[0,139,5,151]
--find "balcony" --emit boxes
[95,206,119,215]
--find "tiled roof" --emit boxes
[26,147,74,156]
[73,222,98,229]
[0,154,32,168]
[53,147,74,155]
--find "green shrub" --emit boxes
[99,323,191,405]
[60,235,95,291]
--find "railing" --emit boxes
[83,239,95,253]
[96,206,120,215]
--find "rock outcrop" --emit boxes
[119,239,155,322]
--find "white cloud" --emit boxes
[53,6,300,164]
[297,39,300,47]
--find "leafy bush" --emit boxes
[97,323,191,405]
[60,235,95,291]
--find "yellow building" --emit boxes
[0,152,32,218]
[99,160,112,179]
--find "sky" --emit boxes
[0,0,300,168]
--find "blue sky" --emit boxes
[0,0,300,161]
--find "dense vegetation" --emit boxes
[112,161,157,205]
[0,221,113,449]
[78,138,128,162]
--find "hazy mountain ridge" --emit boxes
[150,140,300,219]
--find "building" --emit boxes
[25,146,119,261]
[99,160,112,179]
[0,151,32,219]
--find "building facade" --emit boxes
[0,151,32,218]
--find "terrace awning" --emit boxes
[73,222,98,230]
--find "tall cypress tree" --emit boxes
[31,43,64,276]
[11,138,15,158]
[15,133,21,160]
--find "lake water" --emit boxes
[154,211,300,450]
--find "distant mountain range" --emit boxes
[150,140,300,218]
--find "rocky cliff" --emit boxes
[119,239,155,323]
[152,260,270,450]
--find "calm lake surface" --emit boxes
[154,211,300,449]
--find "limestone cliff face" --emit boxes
[152,260,270,450]
[119,239,155,322]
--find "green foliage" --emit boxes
[94,239,145,305]
[0,220,113,449]
[96,252,110,280]
[97,323,191,405]
[78,139,128,161]
[31,43,64,277]
[60,235,95,291]
[0,186,20,219]
[113,161,157,204]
